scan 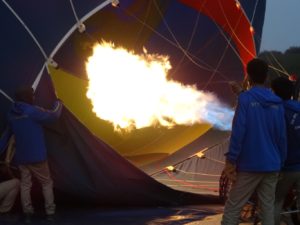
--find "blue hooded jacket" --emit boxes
[0,100,62,165]
[282,100,300,171]
[226,86,287,172]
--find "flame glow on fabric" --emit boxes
[86,41,234,132]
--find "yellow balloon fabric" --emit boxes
[49,67,212,166]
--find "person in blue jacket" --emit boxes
[271,77,300,225]
[221,59,287,225]
[0,86,62,223]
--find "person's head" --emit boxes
[15,86,35,104]
[246,58,269,85]
[271,76,294,100]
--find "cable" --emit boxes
[170,1,204,76]
[237,1,290,77]
[120,3,223,73]
[269,53,289,76]
[202,9,243,89]
[175,169,221,177]
[197,3,248,78]
[165,170,219,191]
[251,0,260,24]
[31,0,112,90]
[0,89,14,103]
[205,156,225,164]
[218,0,256,58]
[151,139,228,177]
[156,178,219,184]
[69,0,80,23]
[133,0,153,49]
[153,0,215,72]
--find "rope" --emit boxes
[31,0,112,90]
[32,65,46,91]
[152,0,226,73]
[171,12,201,76]
[199,4,248,74]
[69,0,80,23]
[0,89,14,102]
[165,170,219,191]
[170,0,205,76]
[167,184,218,188]
[202,29,232,89]
[153,0,214,72]
[218,0,256,58]
[237,1,290,77]
[205,156,225,164]
[203,8,244,89]
[270,53,289,76]
[251,0,260,24]
[133,0,153,48]
[175,169,221,177]
[156,178,219,184]
[178,30,236,80]
[120,6,221,73]
[150,139,229,177]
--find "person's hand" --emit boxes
[240,203,254,222]
[223,160,237,182]
[242,77,250,90]
[229,81,243,96]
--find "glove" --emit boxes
[223,160,237,182]
[229,81,244,96]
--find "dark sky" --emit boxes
[260,0,300,52]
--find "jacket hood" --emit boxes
[10,102,31,115]
[284,100,300,113]
[247,86,282,106]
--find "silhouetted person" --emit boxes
[0,86,62,223]
[221,59,287,225]
[0,138,19,215]
[271,77,300,225]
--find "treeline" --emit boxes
[259,46,300,80]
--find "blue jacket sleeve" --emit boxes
[294,113,300,139]
[28,100,63,123]
[0,127,12,155]
[278,109,287,166]
[226,94,248,164]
